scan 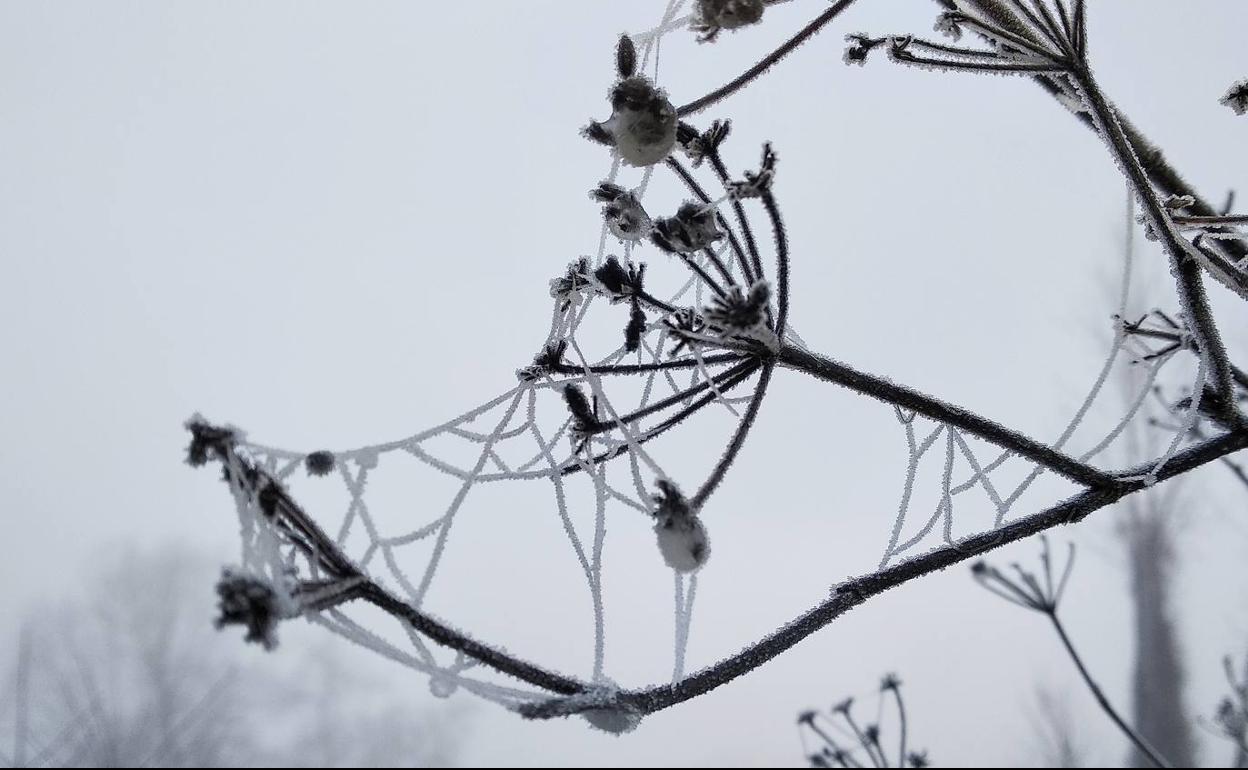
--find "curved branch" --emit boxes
[677,0,862,116]
[776,342,1117,488]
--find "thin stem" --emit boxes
[588,360,757,434]
[1048,613,1172,768]
[677,0,862,116]
[809,720,862,768]
[841,710,886,768]
[761,189,791,338]
[891,685,908,766]
[707,152,767,285]
[692,361,774,509]
[675,250,729,299]
[701,246,739,290]
[560,362,763,476]
[777,343,1116,488]
[549,352,745,376]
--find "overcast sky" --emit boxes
[2,1,1247,766]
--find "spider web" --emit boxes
[210,0,776,713]
[877,191,1201,569]
[197,1,1218,722]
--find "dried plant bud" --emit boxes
[616,34,637,79]
[843,34,887,67]
[692,0,765,43]
[593,255,645,300]
[549,258,595,310]
[214,567,298,651]
[185,416,237,466]
[586,77,678,167]
[562,384,600,438]
[663,307,708,356]
[727,142,777,199]
[304,450,336,477]
[652,480,710,572]
[1220,79,1247,115]
[517,340,568,381]
[705,279,773,346]
[625,301,647,353]
[681,119,731,167]
[591,183,652,241]
[652,201,724,254]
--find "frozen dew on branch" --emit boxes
[584,75,678,167]
[652,480,711,573]
[539,685,644,734]
[213,567,299,651]
[1222,79,1248,115]
[692,0,765,43]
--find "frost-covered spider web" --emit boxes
[876,192,1203,571]
[192,0,1216,725]
[200,0,786,719]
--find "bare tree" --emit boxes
[1119,488,1196,768]
[0,547,464,768]
[186,0,1248,731]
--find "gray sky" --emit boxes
[2,1,1247,766]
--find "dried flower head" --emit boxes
[550,258,595,311]
[593,255,646,301]
[652,201,724,254]
[726,142,777,200]
[213,567,297,651]
[185,416,237,467]
[1222,79,1248,116]
[591,182,653,241]
[843,34,887,67]
[516,340,568,382]
[585,76,678,167]
[704,279,777,351]
[304,450,336,477]
[680,119,732,167]
[692,0,765,43]
[652,480,710,572]
[563,383,601,440]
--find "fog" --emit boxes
[2,1,1247,766]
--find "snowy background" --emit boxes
[2,0,1247,766]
